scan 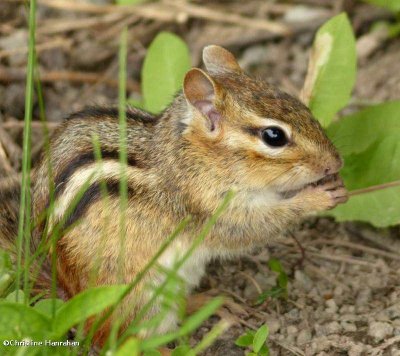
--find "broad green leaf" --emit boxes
[259,344,270,356]
[301,13,356,127]
[235,333,254,347]
[6,289,25,303]
[142,32,191,113]
[53,284,128,337]
[143,351,162,356]
[340,135,400,190]
[364,0,400,12]
[326,102,400,227]
[34,298,64,318]
[328,185,400,227]
[116,338,140,356]
[0,302,50,339]
[327,101,400,156]
[0,273,14,297]
[253,325,269,353]
[328,135,400,227]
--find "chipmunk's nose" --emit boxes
[324,157,343,175]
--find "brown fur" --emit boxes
[0,46,347,345]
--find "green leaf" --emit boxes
[327,101,400,156]
[0,302,50,340]
[53,284,128,337]
[143,350,162,356]
[268,258,284,274]
[363,0,400,12]
[34,298,64,317]
[325,101,400,227]
[302,13,356,127]
[277,273,288,289]
[142,32,191,113]
[116,338,141,356]
[328,135,400,227]
[171,345,194,356]
[253,325,269,353]
[0,250,13,271]
[328,184,400,227]
[235,333,254,347]
[5,289,25,303]
[259,344,270,356]
[0,273,14,297]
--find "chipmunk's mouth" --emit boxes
[279,174,335,199]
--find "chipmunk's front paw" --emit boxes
[298,175,348,212]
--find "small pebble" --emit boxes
[368,321,393,341]
[267,318,281,334]
[324,321,341,335]
[348,344,364,356]
[325,299,338,313]
[296,329,312,345]
[341,321,357,332]
[287,325,298,335]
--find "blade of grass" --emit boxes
[192,320,231,354]
[118,26,128,284]
[16,0,36,304]
[106,25,129,353]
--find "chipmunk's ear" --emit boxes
[203,45,242,75]
[183,68,222,132]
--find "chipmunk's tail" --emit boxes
[0,176,20,256]
[0,176,54,296]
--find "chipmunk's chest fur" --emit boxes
[157,240,212,290]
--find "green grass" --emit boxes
[15,0,36,305]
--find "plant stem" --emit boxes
[349,179,400,196]
[16,0,36,304]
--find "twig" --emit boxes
[288,231,306,267]
[349,180,400,196]
[309,239,400,261]
[239,271,263,294]
[0,38,72,59]
[164,0,291,34]
[0,67,139,92]
[1,121,59,130]
[37,12,126,35]
[307,251,377,267]
[369,335,400,355]
[37,0,291,34]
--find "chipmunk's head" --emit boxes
[181,45,342,196]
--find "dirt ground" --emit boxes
[0,0,399,355]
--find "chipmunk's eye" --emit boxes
[261,126,288,147]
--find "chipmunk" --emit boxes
[1,45,348,344]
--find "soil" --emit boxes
[0,1,399,355]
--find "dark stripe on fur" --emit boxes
[66,106,156,124]
[62,180,134,230]
[54,150,138,198]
